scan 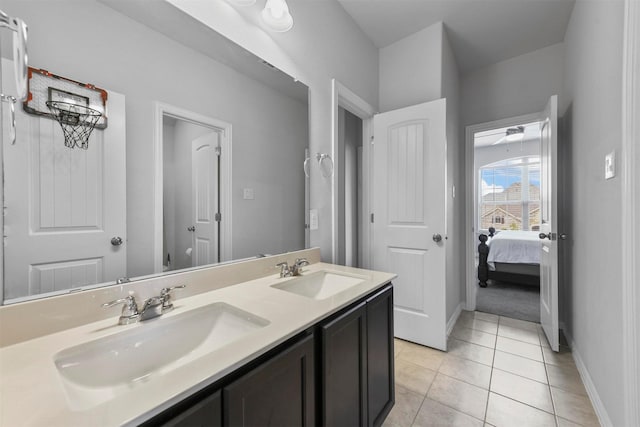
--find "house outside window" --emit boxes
[479,156,540,231]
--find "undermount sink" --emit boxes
[271,270,366,300]
[53,302,268,410]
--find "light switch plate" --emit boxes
[243,188,254,200]
[605,151,615,180]
[309,209,318,230]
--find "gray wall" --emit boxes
[461,43,565,127]
[1,0,309,277]
[441,29,464,324]
[563,0,625,423]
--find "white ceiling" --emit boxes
[336,0,575,73]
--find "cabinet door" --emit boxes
[321,301,367,427]
[161,390,221,427]
[366,286,395,427]
[224,334,315,427]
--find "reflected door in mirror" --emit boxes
[2,59,127,300]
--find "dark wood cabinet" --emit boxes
[320,285,394,427]
[160,390,221,427]
[321,301,368,426]
[224,333,315,427]
[366,287,394,427]
[145,284,394,427]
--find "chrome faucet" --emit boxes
[102,285,186,325]
[276,258,310,278]
[276,261,292,278]
[291,258,309,276]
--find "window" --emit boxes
[479,156,540,231]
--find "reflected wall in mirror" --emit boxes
[0,0,309,304]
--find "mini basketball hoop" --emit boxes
[45,101,102,149]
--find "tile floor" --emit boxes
[383,310,600,427]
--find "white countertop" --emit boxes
[0,262,395,427]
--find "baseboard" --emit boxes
[446,303,463,336]
[567,333,614,427]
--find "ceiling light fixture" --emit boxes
[505,125,525,142]
[261,0,293,32]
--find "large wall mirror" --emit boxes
[0,0,309,304]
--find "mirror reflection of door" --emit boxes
[162,116,221,272]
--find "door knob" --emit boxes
[539,232,557,241]
[111,236,123,246]
[187,226,196,232]
[432,233,442,243]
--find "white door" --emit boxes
[539,95,559,351]
[1,60,126,300]
[191,132,219,267]
[373,99,447,350]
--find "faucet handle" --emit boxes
[102,295,139,324]
[160,285,186,311]
[294,258,309,266]
[276,261,291,277]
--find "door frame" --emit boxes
[153,102,232,274]
[621,0,640,424]
[331,79,375,268]
[464,112,541,311]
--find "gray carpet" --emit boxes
[476,280,540,323]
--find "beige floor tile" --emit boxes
[497,324,541,345]
[398,341,446,371]
[382,384,424,427]
[539,330,551,348]
[493,350,548,384]
[394,338,405,357]
[395,358,437,396]
[556,417,584,427]
[496,336,543,362]
[551,387,600,427]
[448,338,495,366]
[473,311,500,323]
[486,392,557,427]
[490,369,554,413]
[456,316,499,335]
[546,363,587,396]
[439,355,492,389]
[460,310,499,324]
[543,346,577,367]
[413,398,484,427]
[451,325,497,348]
[427,373,489,420]
[498,316,540,333]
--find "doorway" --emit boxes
[154,103,232,275]
[472,120,542,322]
[336,107,363,267]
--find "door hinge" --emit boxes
[215,146,221,156]
[215,212,222,222]
[370,213,374,223]
[370,135,375,145]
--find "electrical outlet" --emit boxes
[605,151,615,180]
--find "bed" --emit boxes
[477,230,541,287]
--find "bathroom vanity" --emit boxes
[0,249,395,426]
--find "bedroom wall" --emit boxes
[562,0,625,424]
[169,0,379,260]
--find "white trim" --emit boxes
[621,0,640,425]
[464,112,540,311]
[446,303,463,337]
[331,79,375,267]
[153,102,232,274]
[568,335,614,427]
